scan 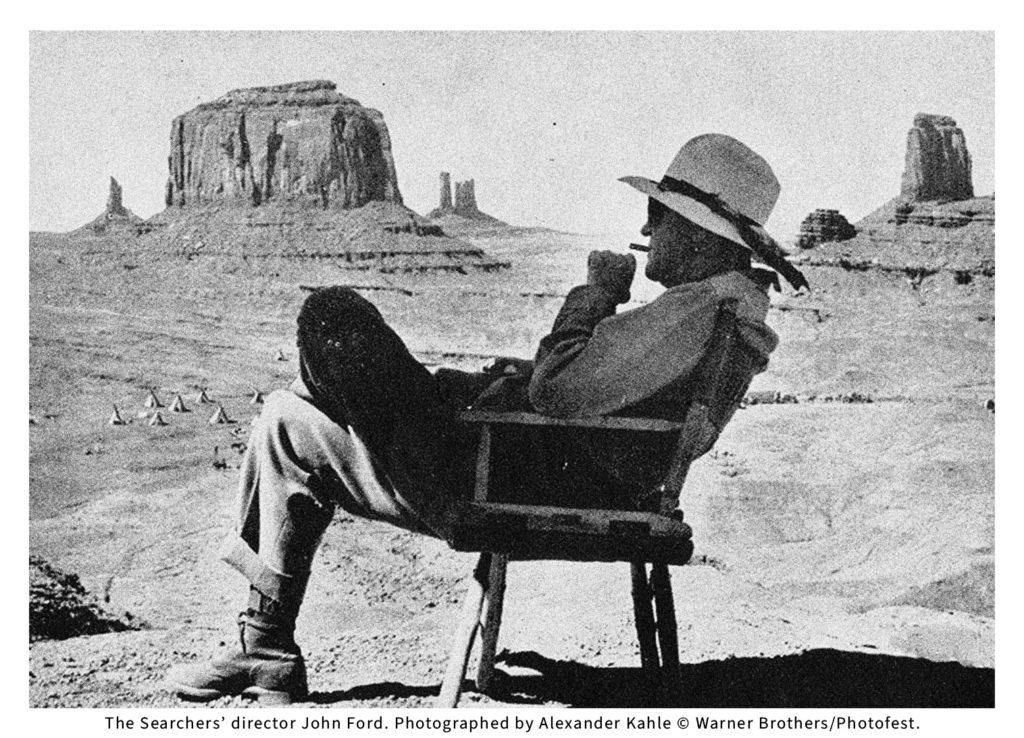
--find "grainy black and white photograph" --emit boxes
[28,28,997,714]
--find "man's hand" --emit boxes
[482,357,534,377]
[587,250,636,304]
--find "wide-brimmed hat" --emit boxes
[620,134,807,291]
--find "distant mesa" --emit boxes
[76,177,145,235]
[800,113,992,275]
[61,80,509,274]
[796,209,856,250]
[165,80,401,210]
[881,113,991,234]
[900,113,973,203]
[428,172,507,226]
[153,81,507,271]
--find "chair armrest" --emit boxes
[458,410,684,433]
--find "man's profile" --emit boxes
[166,133,806,704]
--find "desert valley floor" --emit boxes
[28,223,994,708]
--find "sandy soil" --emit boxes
[28,226,994,708]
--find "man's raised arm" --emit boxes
[528,251,732,419]
[528,251,636,415]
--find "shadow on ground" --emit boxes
[308,682,438,704]
[309,648,993,707]
[491,649,994,708]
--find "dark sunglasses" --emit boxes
[647,198,668,229]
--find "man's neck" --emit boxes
[660,263,743,289]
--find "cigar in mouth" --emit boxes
[629,242,651,253]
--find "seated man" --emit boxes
[166,133,805,704]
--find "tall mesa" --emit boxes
[165,80,402,210]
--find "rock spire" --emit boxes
[75,177,143,234]
[439,172,453,210]
[900,113,973,202]
[429,172,502,223]
[454,179,479,216]
[106,177,128,216]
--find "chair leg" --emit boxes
[475,553,508,693]
[650,563,681,700]
[630,561,659,675]
[438,553,492,708]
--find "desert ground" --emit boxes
[28,220,994,708]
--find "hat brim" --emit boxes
[619,175,772,256]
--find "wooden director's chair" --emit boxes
[437,299,763,707]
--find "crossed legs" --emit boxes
[168,287,469,703]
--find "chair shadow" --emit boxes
[482,649,994,708]
[305,649,993,707]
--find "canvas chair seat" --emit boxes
[437,299,763,707]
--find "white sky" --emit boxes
[29,30,993,244]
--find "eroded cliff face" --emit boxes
[900,113,973,202]
[165,80,402,209]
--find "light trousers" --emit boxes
[219,379,439,607]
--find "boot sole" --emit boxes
[168,682,305,705]
[168,683,228,702]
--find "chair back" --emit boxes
[655,298,763,513]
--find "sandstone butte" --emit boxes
[795,113,991,273]
[900,113,973,203]
[165,80,402,211]
[68,80,510,273]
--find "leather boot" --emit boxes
[166,606,307,705]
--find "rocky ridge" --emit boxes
[141,201,507,274]
[797,195,994,282]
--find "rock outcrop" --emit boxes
[67,83,509,273]
[30,556,140,641]
[454,179,479,216]
[890,200,994,228]
[796,209,856,249]
[428,172,505,225]
[107,177,126,215]
[76,177,145,235]
[798,195,994,278]
[165,80,402,210]
[439,172,453,210]
[900,113,973,202]
[796,114,991,280]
